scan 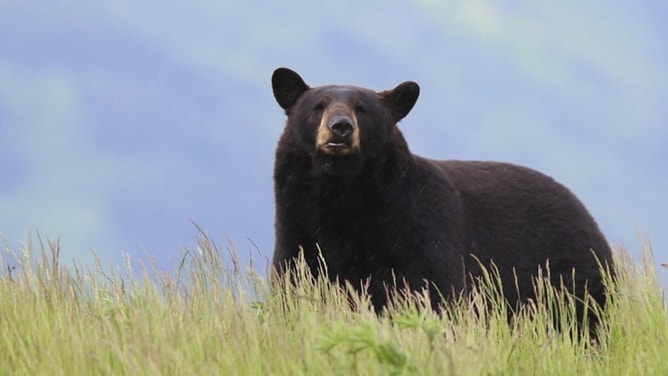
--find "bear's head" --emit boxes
[272,67,420,177]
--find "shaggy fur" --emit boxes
[271,67,613,324]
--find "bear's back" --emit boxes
[431,159,612,301]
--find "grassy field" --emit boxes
[1,234,666,375]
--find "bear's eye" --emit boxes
[313,103,325,112]
[354,105,366,114]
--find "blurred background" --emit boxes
[1,1,666,277]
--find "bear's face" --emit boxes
[272,68,420,175]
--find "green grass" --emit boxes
[1,233,666,375]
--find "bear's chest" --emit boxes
[309,202,407,274]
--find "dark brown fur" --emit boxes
[271,67,614,328]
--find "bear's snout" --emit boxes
[316,105,361,155]
[328,115,355,138]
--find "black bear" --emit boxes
[271,67,614,324]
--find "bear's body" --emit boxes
[271,67,613,319]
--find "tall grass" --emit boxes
[1,233,666,375]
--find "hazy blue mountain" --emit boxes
[1,1,666,275]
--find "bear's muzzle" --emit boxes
[316,104,361,155]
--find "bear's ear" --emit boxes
[380,81,420,122]
[272,68,310,110]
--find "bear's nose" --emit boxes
[328,116,355,138]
